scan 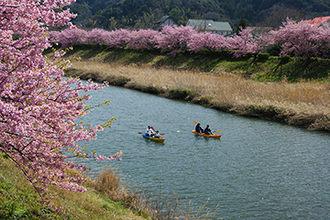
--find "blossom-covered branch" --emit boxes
[0,0,122,205]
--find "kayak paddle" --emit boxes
[195,120,220,132]
[138,132,164,135]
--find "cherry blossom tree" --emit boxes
[105,28,131,48]
[47,19,330,60]
[157,25,197,55]
[127,29,161,50]
[187,31,229,53]
[270,19,330,59]
[53,28,88,48]
[0,0,121,204]
[48,30,62,46]
[86,28,111,44]
[227,28,273,58]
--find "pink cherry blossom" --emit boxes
[270,18,330,59]
[0,0,122,205]
[48,19,330,60]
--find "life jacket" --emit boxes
[146,128,153,136]
[204,128,211,134]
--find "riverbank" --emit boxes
[0,155,151,219]
[1,154,218,219]
[59,46,330,132]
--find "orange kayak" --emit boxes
[192,130,221,139]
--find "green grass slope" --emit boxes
[62,44,330,83]
[0,155,149,220]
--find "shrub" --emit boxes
[257,53,270,61]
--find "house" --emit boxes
[151,16,176,31]
[186,19,233,36]
[305,16,330,26]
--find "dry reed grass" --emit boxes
[175,198,220,220]
[69,60,330,126]
[91,166,221,220]
[90,166,153,219]
[50,167,147,220]
[92,165,157,218]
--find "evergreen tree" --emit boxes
[236,15,247,35]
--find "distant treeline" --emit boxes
[69,0,330,30]
[49,19,330,59]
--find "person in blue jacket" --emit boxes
[195,123,203,133]
[204,125,213,135]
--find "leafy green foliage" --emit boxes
[271,58,330,82]
[257,53,270,62]
[168,88,198,100]
[70,0,330,29]
[0,157,55,219]
[236,15,247,34]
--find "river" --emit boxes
[74,84,330,219]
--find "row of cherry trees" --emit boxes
[49,19,330,59]
[269,19,330,59]
[1,0,121,207]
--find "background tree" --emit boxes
[269,18,330,59]
[187,31,228,53]
[258,4,307,27]
[69,0,330,30]
[227,28,272,58]
[157,25,197,55]
[48,21,330,60]
[236,15,247,35]
[127,29,161,50]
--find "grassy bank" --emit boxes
[1,154,219,219]
[62,44,330,83]
[55,45,330,131]
[0,155,152,219]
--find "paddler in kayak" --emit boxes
[195,123,204,133]
[154,130,161,138]
[145,126,155,137]
[204,125,213,135]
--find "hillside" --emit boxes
[69,0,330,30]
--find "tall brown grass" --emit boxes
[92,166,179,219]
[69,60,330,127]
[92,166,220,220]
[92,166,147,213]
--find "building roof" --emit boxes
[246,26,273,35]
[305,16,330,26]
[153,16,171,25]
[187,19,233,32]
[152,15,175,30]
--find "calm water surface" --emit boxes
[74,84,330,219]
